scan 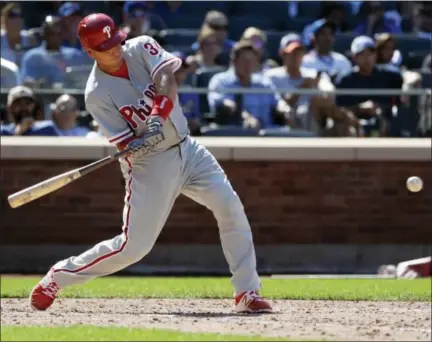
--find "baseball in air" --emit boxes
[406,176,423,192]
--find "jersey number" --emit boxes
[143,42,160,56]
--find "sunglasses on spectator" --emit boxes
[208,23,228,31]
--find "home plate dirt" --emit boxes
[1,299,431,341]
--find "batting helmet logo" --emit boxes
[103,26,111,39]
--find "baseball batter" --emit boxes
[30,13,272,314]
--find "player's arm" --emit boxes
[138,36,182,123]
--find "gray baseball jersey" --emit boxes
[84,35,188,153]
[49,35,261,296]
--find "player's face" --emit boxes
[378,40,395,63]
[88,44,123,66]
[234,49,259,78]
[315,27,334,50]
[283,46,305,69]
[353,48,376,71]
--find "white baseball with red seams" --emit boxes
[30,34,271,313]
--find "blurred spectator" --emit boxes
[266,34,357,136]
[122,1,165,31]
[1,3,37,64]
[1,57,19,89]
[374,33,402,73]
[240,27,278,73]
[19,15,89,88]
[122,1,166,46]
[0,85,58,136]
[354,2,402,36]
[301,20,352,83]
[191,11,235,54]
[189,26,223,68]
[411,4,432,40]
[172,51,201,135]
[152,1,184,17]
[58,2,84,50]
[208,41,289,129]
[418,53,431,137]
[336,36,404,137]
[51,94,90,136]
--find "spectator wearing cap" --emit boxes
[172,51,202,135]
[191,11,235,54]
[374,33,402,73]
[1,57,19,89]
[336,36,404,137]
[122,1,166,46]
[208,41,290,129]
[58,2,84,50]
[265,34,357,136]
[19,15,89,88]
[0,85,58,136]
[301,19,352,83]
[122,1,166,32]
[240,27,278,73]
[1,3,37,64]
[51,94,90,136]
[353,2,401,36]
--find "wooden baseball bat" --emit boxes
[8,148,131,209]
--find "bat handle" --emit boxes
[79,147,131,176]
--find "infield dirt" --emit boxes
[1,298,431,341]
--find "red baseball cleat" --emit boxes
[235,290,273,313]
[29,271,59,311]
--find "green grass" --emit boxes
[0,326,289,341]
[1,276,431,301]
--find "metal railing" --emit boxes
[1,87,431,96]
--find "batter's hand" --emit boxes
[144,115,165,146]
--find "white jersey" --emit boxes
[84,35,186,154]
[302,50,352,83]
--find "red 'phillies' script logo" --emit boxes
[119,84,157,129]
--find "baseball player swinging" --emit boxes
[30,13,272,314]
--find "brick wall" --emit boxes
[2,159,431,246]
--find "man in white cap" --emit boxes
[0,86,58,136]
[335,36,403,137]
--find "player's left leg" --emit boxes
[180,137,272,313]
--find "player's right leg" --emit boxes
[30,148,183,310]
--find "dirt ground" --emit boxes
[1,298,431,341]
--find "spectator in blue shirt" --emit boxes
[19,15,89,88]
[172,51,201,135]
[51,94,90,136]
[208,41,290,129]
[353,2,401,36]
[58,2,84,50]
[1,86,58,136]
[191,11,235,55]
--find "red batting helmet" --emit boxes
[77,13,126,52]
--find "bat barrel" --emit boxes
[8,170,82,209]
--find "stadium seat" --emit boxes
[421,71,432,89]
[200,125,259,136]
[333,33,357,55]
[161,29,199,47]
[282,17,314,33]
[259,127,317,137]
[394,35,432,60]
[297,1,322,19]
[164,15,205,30]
